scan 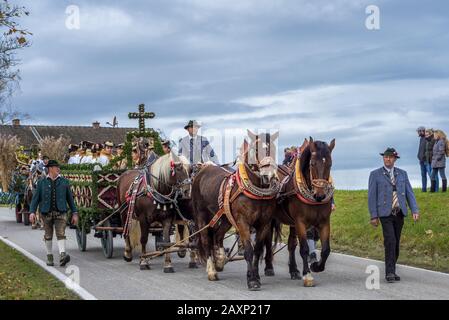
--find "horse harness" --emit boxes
[208,163,280,233]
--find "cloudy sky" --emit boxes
[10,0,449,188]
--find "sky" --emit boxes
[8,0,449,189]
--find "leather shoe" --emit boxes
[386,273,396,283]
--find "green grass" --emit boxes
[285,189,449,273]
[0,241,80,300]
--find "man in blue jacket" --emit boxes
[368,148,420,283]
[30,160,78,267]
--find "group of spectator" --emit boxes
[417,127,448,193]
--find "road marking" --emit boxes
[0,236,97,300]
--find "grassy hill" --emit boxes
[325,190,448,273]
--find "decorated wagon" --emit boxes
[62,104,194,263]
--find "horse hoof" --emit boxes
[189,262,198,269]
[177,250,187,259]
[164,267,175,274]
[140,264,151,271]
[123,255,133,263]
[310,262,324,273]
[303,274,315,287]
[265,269,275,277]
[248,281,261,291]
[290,272,301,280]
[215,265,224,272]
[208,273,219,281]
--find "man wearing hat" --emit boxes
[161,140,171,155]
[29,160,78,267]
[178,120,219,165]
[98,141,114,166]
[368,148,420,283]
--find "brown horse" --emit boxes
[191,130,282,291]
[266,137,335,287]
[117,152,192,272]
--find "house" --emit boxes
[0,119,135,151]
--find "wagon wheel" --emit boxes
[76,225,87,252]
[15,205,22,223]
[23,211,30,226]
[101,221,114,259]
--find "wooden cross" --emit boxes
[128,104,155,134]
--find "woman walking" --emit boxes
[431,130,447,193]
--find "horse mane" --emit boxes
[151,153,190,191]
[151,154,172,191]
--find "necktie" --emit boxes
[390,169,400,211]
[190,138,194,164]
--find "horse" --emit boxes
[191,130,282,291]
[266,137,335,287]
[116,151,193,272]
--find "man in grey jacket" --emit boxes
[368,148,420,283]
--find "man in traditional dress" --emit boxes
[161,140,171,155]
[68,145,80,164]
[97,141,113,166]
[368,148,420,283]
[114,143,128,170]
[29,160,78,267]
[178,120,219,165]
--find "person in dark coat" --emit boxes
[30,160,78,267]
[368,148,420,283]
[424,129,438,191]
[416,127,428,192]
[431,130,447,193]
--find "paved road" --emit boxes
[1,208,448,300]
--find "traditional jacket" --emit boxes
[368,167,419,219]
[30,176,78,215]
[178,135,219,164]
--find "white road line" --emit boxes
[0,236,97,300]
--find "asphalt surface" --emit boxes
[1,208,448,300]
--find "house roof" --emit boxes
[0,124,135,148]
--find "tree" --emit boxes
[0,133,19,191]
[39,135,71,163]
[0,0,32,108]
[0,104,29,124]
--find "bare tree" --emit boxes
[0,104,29,124]
[0,133,19,191]
[0,0,32,107]
[39,135,71,163]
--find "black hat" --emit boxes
[45,160,60,168]
[184,120,201,130]
[380,148,400,159]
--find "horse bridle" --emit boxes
[308,156,332,190]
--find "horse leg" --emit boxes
[203,229,219,281]
[264,226,275,277]
[240,223,260,291]
[253,227,268,282]
[295,220,314,287]
[163,218,175,273]
[189,250,199,269]
[177,224,187,258]
[139,218,151,270]
[288,226,301,280]
[311,222,331,273]
[214,224,229,272]
[123,236,133,262]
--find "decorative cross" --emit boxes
[128,104,155,134]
